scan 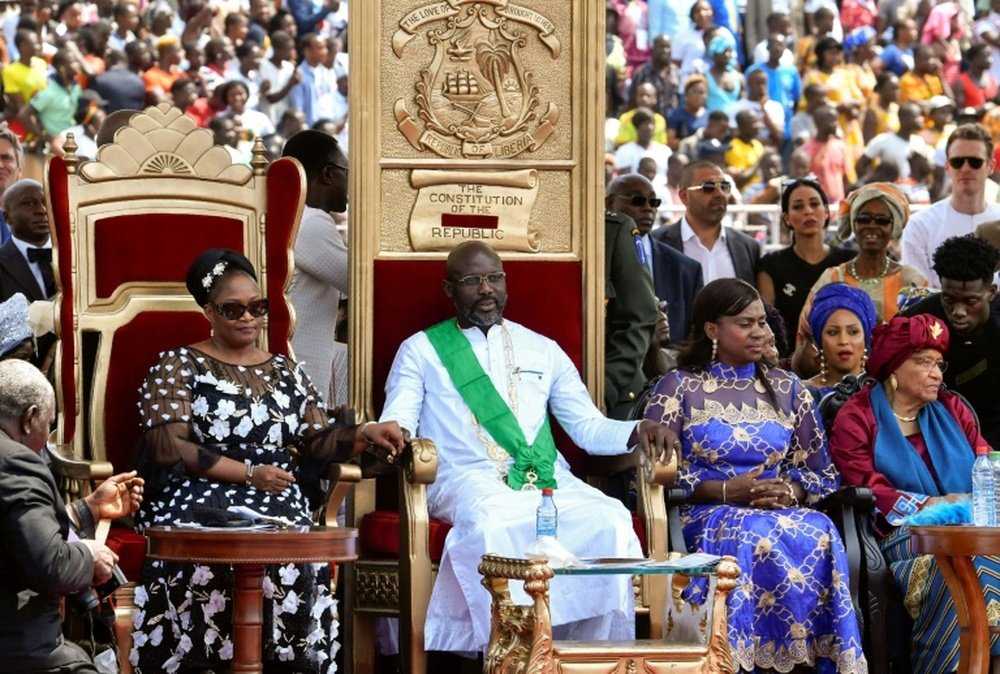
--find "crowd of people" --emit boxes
[3,0,1000,673]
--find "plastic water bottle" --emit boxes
[991,451,1000,526]
[972,446,995,526]
[536,488,558,538]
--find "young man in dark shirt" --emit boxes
[902,235,1000,448]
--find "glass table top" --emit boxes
[551,553,721,576]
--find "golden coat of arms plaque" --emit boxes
[393,0,560,160]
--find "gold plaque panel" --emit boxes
[379,168,574,254]
[350,0,605,405]
[382,0,572,161]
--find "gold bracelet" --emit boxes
[359,421,376,445]
[722,479,727,504]
[785,481,798,506]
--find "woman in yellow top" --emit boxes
[792,183,928,377]
[862,72,900,143]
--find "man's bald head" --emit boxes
[4,179,47,245]
[607,173,659,234]
[3,179,42,212]
[95,109,138,146]
[445,241,502,278]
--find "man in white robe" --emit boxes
[379,241,675,654]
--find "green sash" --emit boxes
[424,319,557,490]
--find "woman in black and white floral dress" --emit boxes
[130,249,405,673]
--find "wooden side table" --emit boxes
[145,525,357,674]
[478,554,739,674]
[909,525,1000,674]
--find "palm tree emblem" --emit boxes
[475,37,514,120]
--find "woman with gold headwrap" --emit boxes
[792,183,928,377]
[829,314,1000,673]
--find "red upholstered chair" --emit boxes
[44,104,306,672]
[343,259,675,674]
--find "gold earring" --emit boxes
[819,351,828,384]
[711,338,718,362]
[889,373,898,391]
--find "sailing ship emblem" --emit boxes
[393,0,561,159]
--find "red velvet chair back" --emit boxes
[48,104,305,469]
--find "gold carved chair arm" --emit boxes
[398,436,437,674]
[401,437,438,485]
[636,445,678,638]
[324,463,362,528]
[47,444,114,505]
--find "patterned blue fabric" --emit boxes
[645,362,866,673]
[882,528,1000,674]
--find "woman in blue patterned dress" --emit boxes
[644,278,866,673]
[129,249,405,673]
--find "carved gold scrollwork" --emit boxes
[480,555,555,674]
[406,437,438,484]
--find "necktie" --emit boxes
[26,247,55,297]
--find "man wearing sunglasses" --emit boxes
[281,130,350,407]
[652,160,760,285]
[902,123,1000,287]
[606,173,703,347]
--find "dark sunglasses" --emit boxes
[781,174,820,188]
[213,298,269,320]
[948,156,985,170]
[614,194,662,208]
[853,214,893,227]
[685,180,732,194]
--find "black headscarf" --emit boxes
[185,248,257,306]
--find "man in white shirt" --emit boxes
[856,102,931,182]
[902,123,1000,287]
[281,130,349,406]
[379,241,674,655]
[258,31,300,126]
[651,160,760,284]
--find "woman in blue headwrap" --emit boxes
[705,31,742,115]
[804,283,877,400]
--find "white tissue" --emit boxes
[523,535,581,568]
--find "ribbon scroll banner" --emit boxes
[408,169,541,252]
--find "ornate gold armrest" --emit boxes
[641,446,678,487]
[47,445,114,504]
[401,437,437,485]
[324,462,362,527]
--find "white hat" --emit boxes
[0,293,32,358]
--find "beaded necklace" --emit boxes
[848,256,891,285]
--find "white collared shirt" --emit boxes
[11,235,51,297]
[679,217,735,284]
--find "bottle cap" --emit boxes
[977,446,990,456]
[542,488,554,495]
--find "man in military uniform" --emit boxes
[604,200,658,421]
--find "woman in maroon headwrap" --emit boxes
[829,314,1000,673]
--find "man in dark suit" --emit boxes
[606,173,704,345]
[0,179,54,302]
[0,359,143,673]
[651,159,760,286]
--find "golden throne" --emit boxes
[44,103,307,671]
